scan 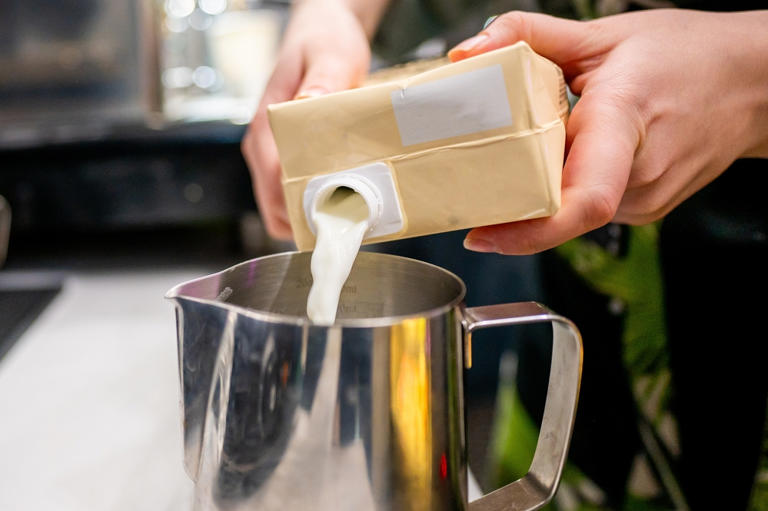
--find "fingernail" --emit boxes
[483,15,499,29]
[294,86,328,100]
[448,33,489,60]
[463,236,497,253]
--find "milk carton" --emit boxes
[267,41,569,251]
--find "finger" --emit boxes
[296,50,368,98]
[262,45,305,105]
[242,54,304,240]
[464,94,640,254]
[448,11,607,70]
[243,114,293,240]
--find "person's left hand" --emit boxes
[241,0,376,240]
[449,9,768,255]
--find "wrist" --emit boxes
[732,11,768,158]
[292,0,390,39]
[342,0,391,38]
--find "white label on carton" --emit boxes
[391,64,513,146]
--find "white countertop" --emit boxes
[0,269,204,511]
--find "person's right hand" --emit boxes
[449,9,768,255]
[241,0,375,240]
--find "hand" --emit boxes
[241,0,374,240]
[449,9,768,255]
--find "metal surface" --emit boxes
[464,304,582,510]
[167,251,582,510]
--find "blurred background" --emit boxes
[0,0,559,507]
[0,1,710,510]
[0,0,290,264]
[0,1,291,509]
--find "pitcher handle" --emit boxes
[462,302,583,511]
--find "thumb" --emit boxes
[448,11,605,69]
[295,51,368,99]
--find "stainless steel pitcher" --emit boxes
[166,251,582,511]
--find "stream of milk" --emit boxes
[306,188,369,325]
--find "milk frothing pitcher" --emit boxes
[166,251,582,510]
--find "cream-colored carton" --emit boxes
[267,41,569,251]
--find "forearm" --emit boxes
[293,0,392,39]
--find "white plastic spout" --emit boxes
[306,176,381,236]
[302,162,404,241]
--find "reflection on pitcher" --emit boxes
[390,318,431,510]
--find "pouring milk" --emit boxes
[306,187,369,324]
